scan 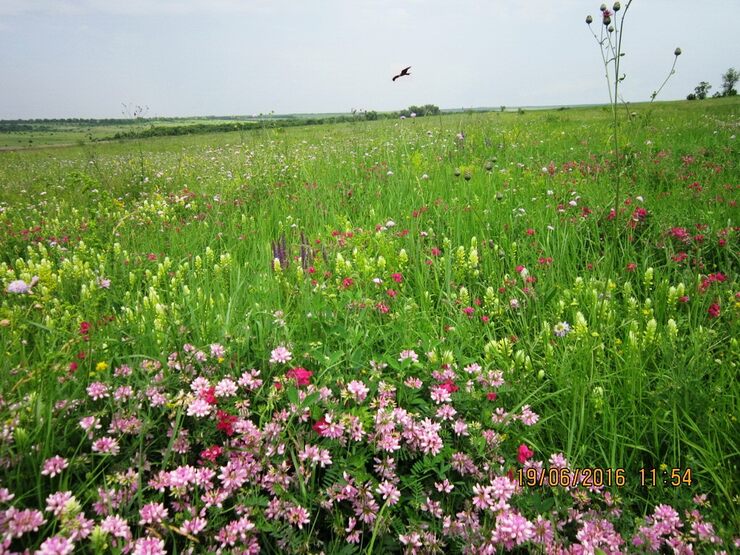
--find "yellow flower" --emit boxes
[95,362,108,372]
[217,357,225,364]
[659,463,668,472]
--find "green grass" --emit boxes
[0,97,737,552]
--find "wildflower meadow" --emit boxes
[0,98,738,553]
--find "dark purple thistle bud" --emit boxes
[603,13,611,26]
[613,2,621,11]
[281,234,288,266]
[299,231,312,270]
[600,3,607,11]
[674,47,682,56]
[586,15,593,24]
[271,233,289,271]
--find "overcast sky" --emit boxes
[0,0,737,119]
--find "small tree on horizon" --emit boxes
[720,67,738,96]
[692,81,712,100]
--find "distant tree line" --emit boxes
[0,115,284,133]
[0,104,448,141]
[108,105,443,140]
[111,122,258,139]
[108,115,366,140]
[687,67,738,100]
[2,118,151,127]
[397,104,441,118]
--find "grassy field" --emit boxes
[0,98,738,553]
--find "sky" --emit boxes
[0,0,737,119]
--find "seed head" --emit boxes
[600,3,607,11]
[608,24,614,32]
[586,15,593,24]
[613,2,621,11]
[603,14,611,26]
[674,47,682,56]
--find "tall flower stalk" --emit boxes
[651,48,682,102]
[586,1,632,232]
[586,2,680,234]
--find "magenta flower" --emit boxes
[41,456,69,478]
[517,443,534,464]
[36,535,74,555]
[100,515,131,539]
[398,349,419,363]
[492,511,535,547]
[519,405,540,426]
[376,480,401,505]
[269,345,293,364]
[133,537,166,555]
[187,398,212,417]
[139,502,168,525]
[7,508,45,538]
[708,303,721,318]
[86,382,110,401]
[285,505,310,529]
[91,437,120,456]
[346,380,369,403]
[210,343,225,358]
[214,378,238,398]
[79,416,101,439]
[181,517,208,536]
[286,366,313,386]
[45,491,74,516]
[404,377,423,389]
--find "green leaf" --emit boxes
[286,386,299,406]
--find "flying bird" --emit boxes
[392,66,411,82]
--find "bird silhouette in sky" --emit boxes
[392,66,411,82]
